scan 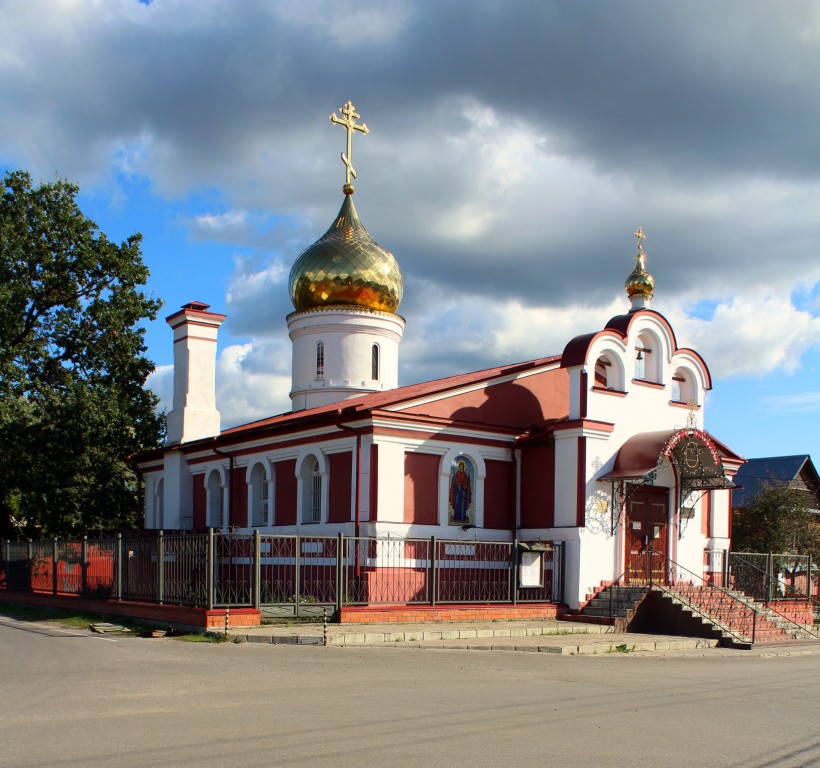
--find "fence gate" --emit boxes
[258,534,339,618]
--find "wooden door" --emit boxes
[625,487,669,584]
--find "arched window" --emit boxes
[635,332,661,383]
[672,367,696,404]
[249,463,269,527]
[316,341,324,379]
[310,460,322,523]
[207,470,224,529]
[300,456,323,524]
[594,356,610,388]
[593,352,624,391]
[371,343,380,380]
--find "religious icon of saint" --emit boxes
[449,457,473,525]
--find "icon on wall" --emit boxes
[448,455,475,526]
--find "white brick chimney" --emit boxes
[165,301,226,445]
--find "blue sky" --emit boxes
[1,0,818,463]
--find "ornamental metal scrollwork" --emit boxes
[585,490,613,538]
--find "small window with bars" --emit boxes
[371,343,380,380]
[310,460,322,523]
[316,341,324,379]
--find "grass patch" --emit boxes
[609,643,636,653]
[174,632,230,643]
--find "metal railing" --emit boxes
[657,552,758,644]
[729,552,813,604]
[592,550,757,643]
[0,533,565,617]
[728,552,818,637]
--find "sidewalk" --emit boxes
[227,617,820,657]
[228,618,716,655]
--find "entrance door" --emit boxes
[625,487,669,584]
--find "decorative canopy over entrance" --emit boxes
[600,426,741,536]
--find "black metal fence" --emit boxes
[0,532,564,618]
[729,552,815,606]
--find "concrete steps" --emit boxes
[565,581,818,647]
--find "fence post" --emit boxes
[335,532,344,619]
[207,528,214,611]
[723,549,729,589]
[511,539,519,605]
[52,538,58,595]
[294,534,301,616]
[558,542,566,604]
[27,540,33,591]
[116,533,122,601]
[157,530,165,605]
[807,555,812,603]
[253,529,261,611]
[81,535,88,596]
[430,536,437,607]
[767,551,773,606]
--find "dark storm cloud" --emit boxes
[1,0,818,331]
[6,2,819,185]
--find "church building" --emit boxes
[135,102,743,611]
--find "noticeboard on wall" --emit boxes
[518,551,544,588]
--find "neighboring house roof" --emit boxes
[732,455,820,508]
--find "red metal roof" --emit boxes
[220,354,562,436]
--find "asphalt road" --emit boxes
[2,615,820,768]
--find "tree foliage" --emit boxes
[0,170,164,538]
[732,481,820,559]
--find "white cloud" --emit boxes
[763,392,820,414]
[215,343,292,428]
[194,210,249,233]
[667,292,820,379]
[146,363,173,415]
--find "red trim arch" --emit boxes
[560,309,712,391]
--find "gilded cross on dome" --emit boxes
[625,225,655,305]
[330,101,369,194]
[635,227,646,259]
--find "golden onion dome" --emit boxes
[289,191,403,314]
[625,227,655,299]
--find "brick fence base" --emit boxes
[0,590,261,631]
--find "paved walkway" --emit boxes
[227,617,820,656]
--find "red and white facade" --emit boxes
[137,294,742,610]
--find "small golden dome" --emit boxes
[625,227,655,299]
[289,192,403,314]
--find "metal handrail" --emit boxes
[605,550,653,623]
[652,551,757,644]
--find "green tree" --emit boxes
[732,481,820,559]
[0,170,164,539]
